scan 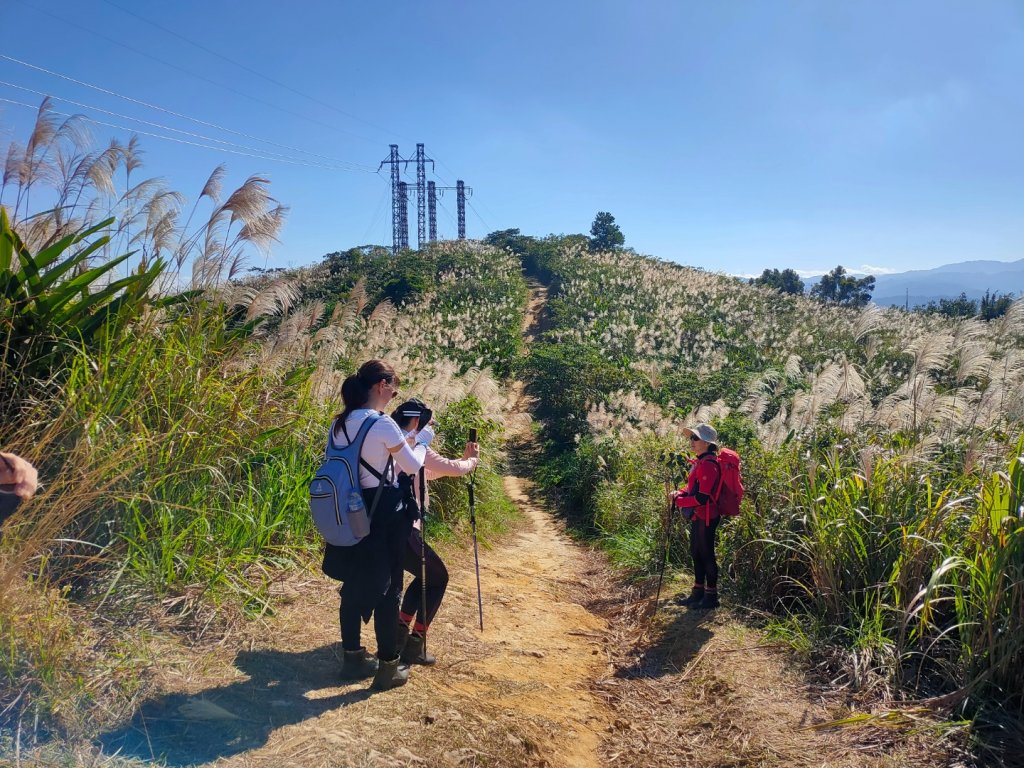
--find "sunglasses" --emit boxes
[688,435,702,442]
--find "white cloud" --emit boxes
[794,264,901,279]
[857,264,899,276]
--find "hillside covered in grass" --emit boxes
[2,101,1022,765]
[510,235,1024,760]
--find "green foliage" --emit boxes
[16,307,323,604]
[915,290,1016,321]
[810,265,875,307]
[522,341,644,446]
[653,368,750,412]
[485,229,578,284]
[588,211,625,252]
[515,232,1024,760]
[916,291,979,319]
[483,228,530,254]
[304,241,528,376]
[0,210,167,385]
[980,290,1014,321]
[750,268,805,295]
[313,246,433,307]
[427,395,515,543]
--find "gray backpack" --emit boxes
[309,414,393,546]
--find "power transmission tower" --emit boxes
[398,181,409,250]
[377,144,470,248]
[377,144,407,255]
[427,181,437,242]
[457,180,466,240]
[432,183,472,240]
[415,144,435,249]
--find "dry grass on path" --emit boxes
[583,570,968,768]
[6,470,967,768]
[46,473,613,768]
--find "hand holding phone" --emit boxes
[465,427,480,461]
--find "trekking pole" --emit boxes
[418,465,429,655]
[468,425,483,631]
[653,479,674,613]
[469,470,484,631]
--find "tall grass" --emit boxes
[512,234,1024,760]
[0,100,529,753]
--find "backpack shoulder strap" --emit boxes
[353,414,397,486]
[328,412,380,455]
[703,454,724,502]
[325,417,343,456]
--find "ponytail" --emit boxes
[337,374,370,424]
[336,359,399,423]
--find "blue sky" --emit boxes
[1,0,1022,275]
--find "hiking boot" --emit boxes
[696,592,720,610]
[675,587,705,607]
[401,632,437,666]
[371,656,410,691]
[340,648,378,680]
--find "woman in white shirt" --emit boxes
[321,359,424,690]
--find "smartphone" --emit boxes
[469,427,478,442]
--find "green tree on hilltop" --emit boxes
[810,265,875,307]
[589,212,625,252]
[751,268,804,295]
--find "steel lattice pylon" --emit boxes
[415,144,434,249]
[398,181,409,250]
[427,181,437,242]
[377,145,404,255]
[456,180,466,240]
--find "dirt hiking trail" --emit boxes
[87,278,954,768]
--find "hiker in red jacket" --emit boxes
[670,423,723,609]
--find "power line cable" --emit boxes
[0,54,377,171]
[7,2,381,146]
[0,79,371,172]
[98,0,407,144]
[0,96,366,171]
[436,196,459,240]
[431,150,498,231]
[0,54,375,171]
[361,178,391,242]
[466,199,491,233]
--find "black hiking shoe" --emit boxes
[675,587,705,607]
[371,655,410,690]
[401,632,437,666]
[696,592,720,610]
[340,648,378,680]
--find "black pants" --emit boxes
[690,516,721,590]
[325,488,411,660]
[400,527,449,630]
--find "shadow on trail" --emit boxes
[614,605,715,680]
[99,644,375,767]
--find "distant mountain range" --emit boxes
[805,258,1024,308]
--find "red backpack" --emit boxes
[711,448,744,517]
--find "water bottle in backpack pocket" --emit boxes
[310,414,385,546]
